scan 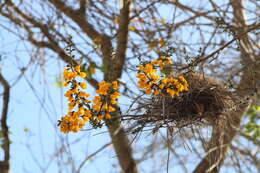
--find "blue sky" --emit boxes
[0,0,258,172]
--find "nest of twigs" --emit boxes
[131,72,237,131]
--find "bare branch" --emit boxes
[105,1,139,172]
[76,142,112,173]
[0,72,10,173]
[47,0,113,61]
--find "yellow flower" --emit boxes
[177,84,185,91]
[64,90,73,97]
[60,116,71,133]
[159,83,165,89]
[93,96,101,105]
[183,83,189,91]
[96,81,111,95]
[63,68,69,77]
[111,99,117,104]
[103,104,116,112]
[78,119,85,128]
[166,57,172,64]
[80,72,87,78]
[153,89,160,95]
[79,82,87,89]
[78,91,90,98]
[150,74,160,83]
[151,60,158,65]
[83,116,90,122]
[63,82,69,87]
[162,78,169,84]
[108,106,116,112]
[85,110,92,118]
[143,64,156,75]
[151,59,164,69]
[68,102,75,111]
[110,92,121,100]
[97,115,104,120]
[145,88,152,94]
[76,100,81,104]
[84,99,91,103]
[166,88,176,97]
[158,60,164,69]
[71,88,78,94]
[93,104,101,111]
[68,111,74,116]
[105,113,111,119]
[60,115,85,133]
[172,78,178,84]
[65,72,77,81]
[63,71,70,80]
[139,65,144,71]
[71,125,80,132]
[72,71,78,78]
[138,80,149,89]
[112,81,120,90]
[68,96,74,102]
[72,111,80,118]
[75,65,81,73]
[78,107,85,115]
[60,122,70,133]
[63,66,78,80]
[137,73,147,81]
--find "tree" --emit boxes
[0,0,259,172]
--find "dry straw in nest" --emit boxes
[133,72,237,130]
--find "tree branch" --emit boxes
[76,142,112,173]
[193,0,260,172]
[105,1,139,172]
[1,1,100,89]
[181,23,260,72]
[0,72,10,173]
[47,0,112,61]
[112,0,131,80]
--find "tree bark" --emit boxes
[0,73,10,173]
[105,1,138,172]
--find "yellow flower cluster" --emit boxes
[59,65,121,133]
[63,65,87,81]
[60,65,91,133]
[137,56,188,97]
[92,81,120,121]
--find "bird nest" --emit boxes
[127,72,237,132]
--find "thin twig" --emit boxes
[76,142,112,173]
[181,23,260,71]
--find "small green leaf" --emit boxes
[161,18,166,24]
[55,76,64,88]
[0,130,3,139]
[24,127,29,132]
